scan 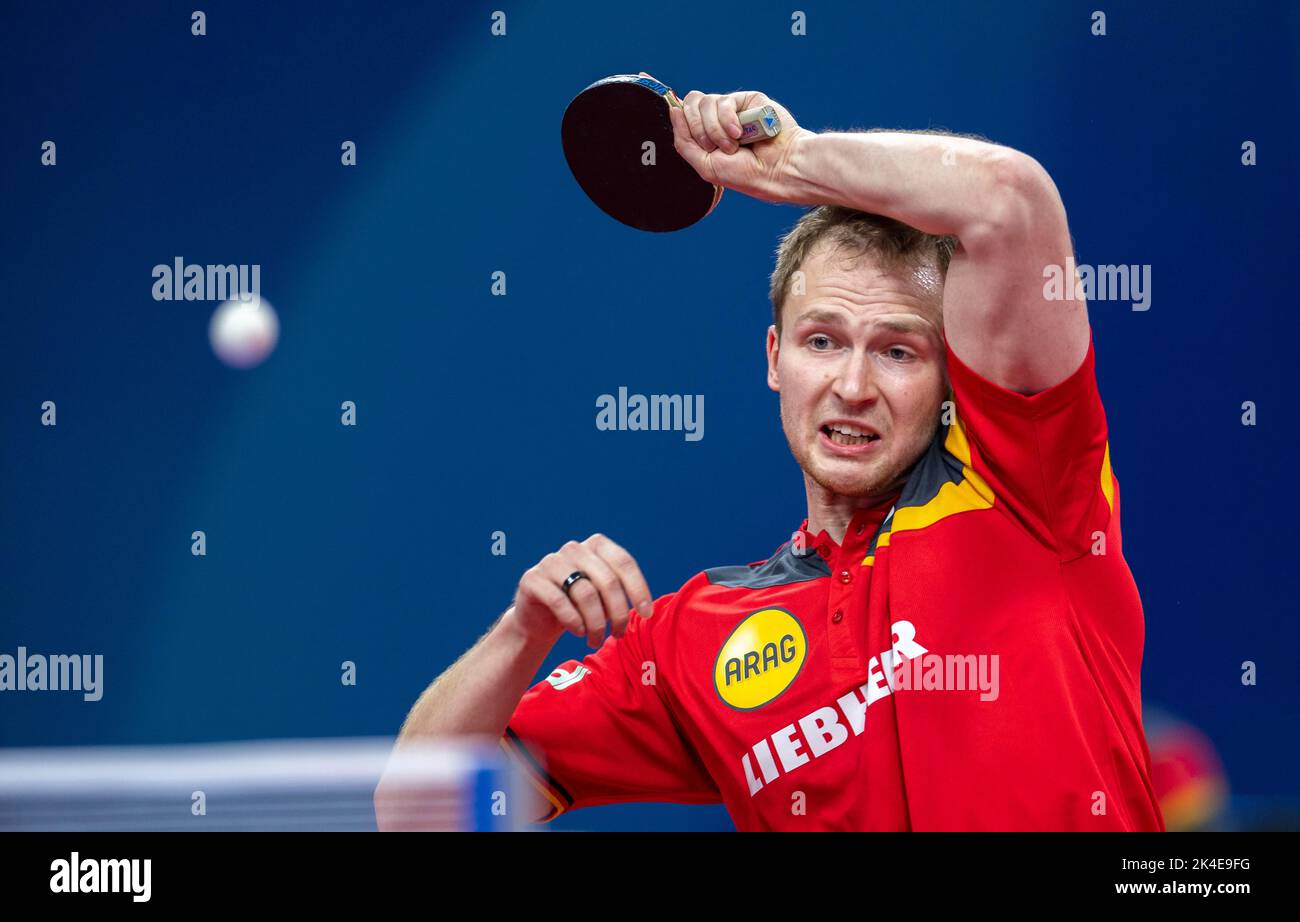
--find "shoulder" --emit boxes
[634,537,830,643]
[659,541,832,617]
[699,539,831,590]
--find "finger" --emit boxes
[571,542,632,639]
[669,106,710,176]
[716,95,743,143]
[519,567,585,637]
[681,90,717,152]
[699,94,735,153]
[546,545,608,647]
[568,579,607,648]
[588,535,654,621]
[667,103,691,151]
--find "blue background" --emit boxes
[2,1,1297,831]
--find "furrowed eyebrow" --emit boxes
[791,308,940,340]
[792,309,848,327]
[872,317,935,337]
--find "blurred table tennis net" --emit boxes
[0,737,526,831]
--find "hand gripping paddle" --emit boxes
[561,73,782,232]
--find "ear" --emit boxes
[766,325,781,392]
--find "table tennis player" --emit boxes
[378,84,1164,832]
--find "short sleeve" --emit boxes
[945,331,1117,559]
[501,593,720,822]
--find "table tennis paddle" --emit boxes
[561,73,782,232]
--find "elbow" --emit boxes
[993,148,1060,208]
[964,151,1064,251]
[374,758,414,833]
[374,776,398,832]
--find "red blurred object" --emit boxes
[1146,710,1229,831]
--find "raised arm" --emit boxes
[670,91,1090,394]
[375,533,654,829]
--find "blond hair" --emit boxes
[769,205,956,333]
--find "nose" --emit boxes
[830,346,879,405]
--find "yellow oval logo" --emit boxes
[714,608,807,710]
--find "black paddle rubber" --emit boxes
[561,74,721,232]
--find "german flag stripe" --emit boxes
[501,727,574,821]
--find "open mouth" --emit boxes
[821,423,881,448]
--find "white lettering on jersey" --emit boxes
[741,619,929,796]
[545,665,590,690]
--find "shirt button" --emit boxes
[856,523,865,535]
[831,609,844,623]
[839,570,851,583]
[817,545,831,559]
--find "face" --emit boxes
[767,244,948,500]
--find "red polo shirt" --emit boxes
[502,335,1164,831]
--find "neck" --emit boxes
[804,476,899,544]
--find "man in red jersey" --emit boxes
[378,88,1164,831]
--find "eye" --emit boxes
[808,334,835,351]
[885,346,913,362]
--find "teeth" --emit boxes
[825,425,878,446]
[828,424,873,438]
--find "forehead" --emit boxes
[788,241,943,328]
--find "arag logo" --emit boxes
[713,608,807,710]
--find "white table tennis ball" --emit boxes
[209,296,279,369]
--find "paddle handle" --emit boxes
[737,105,782,145]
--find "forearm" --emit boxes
[787,130,1030,241]
[393,607,560,744]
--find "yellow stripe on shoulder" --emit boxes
[1100,441,1115,513]
[862,412,995,566]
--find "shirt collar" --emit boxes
[796,492,899,562]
